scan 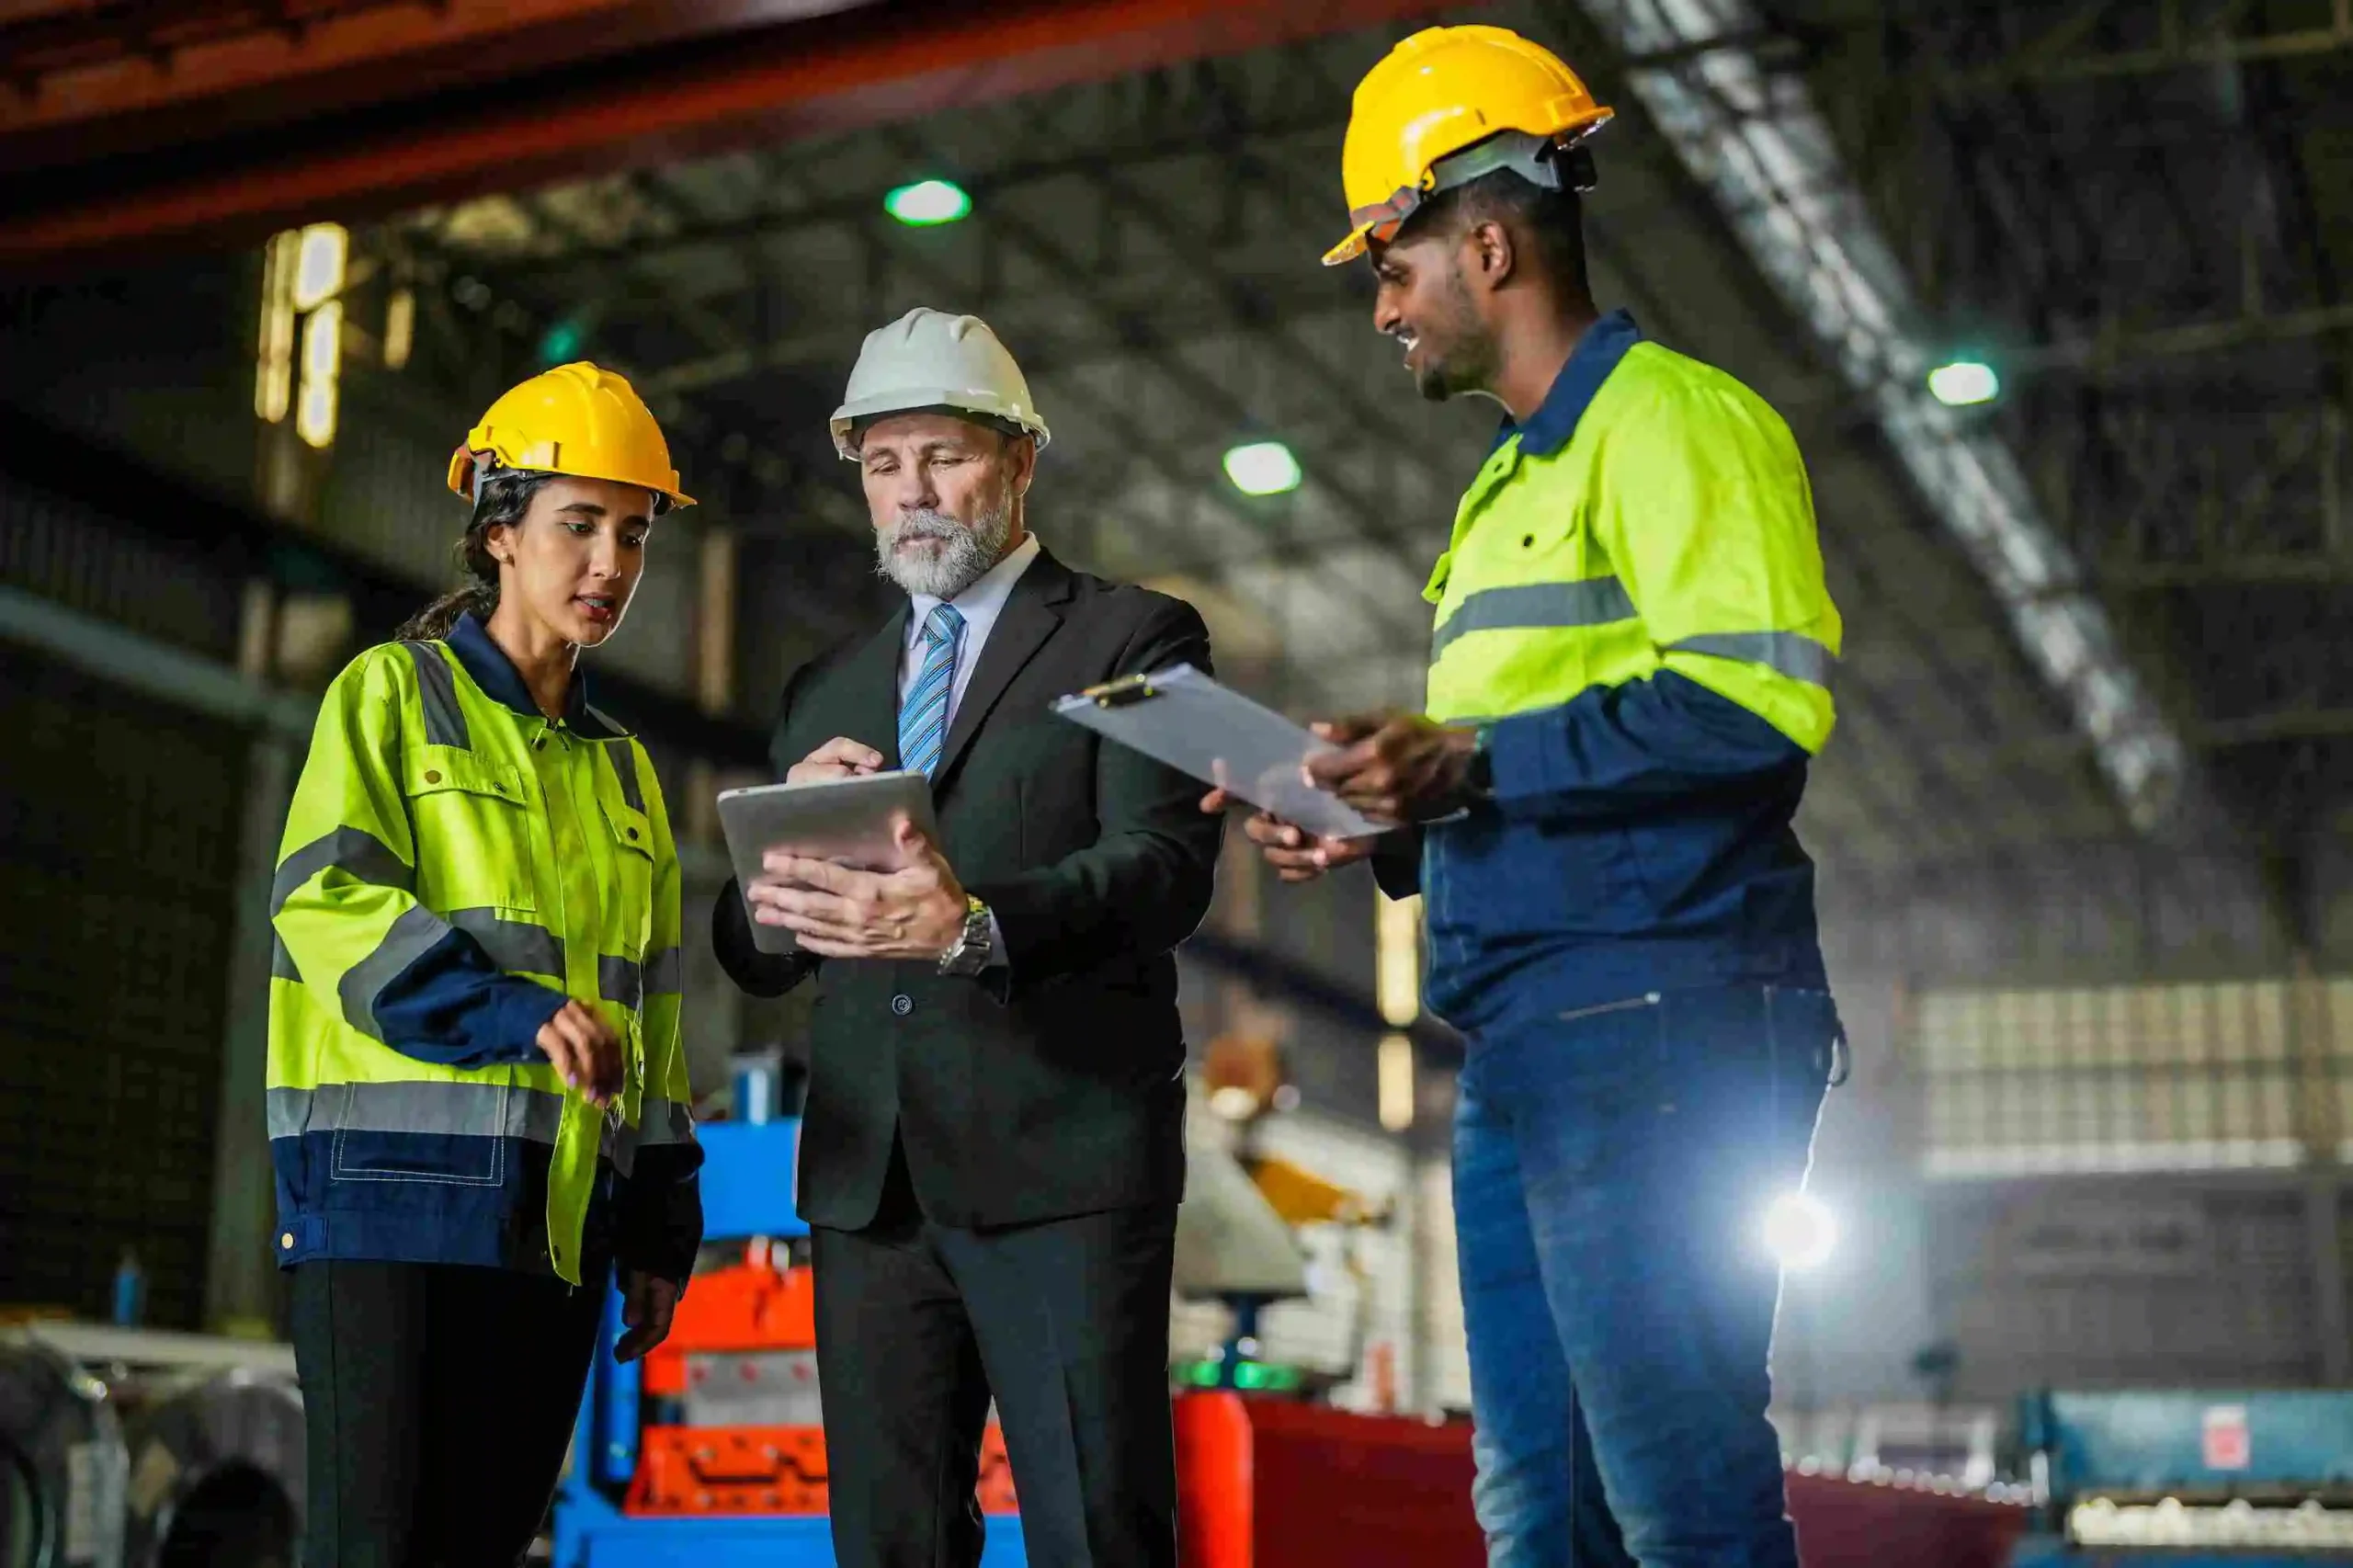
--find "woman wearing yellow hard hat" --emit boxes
[268,361,704,1563]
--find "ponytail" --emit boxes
[395,469,554,642]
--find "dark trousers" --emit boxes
[812,1140,1179,1568]
[1454,985,1837,1568]
[289,1258,608,1568]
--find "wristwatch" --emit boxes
[938,895,996,977]
[1462,724,1496,801]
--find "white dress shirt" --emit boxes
[897,532,1042,723]
[895,532,1040,969]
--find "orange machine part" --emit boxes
[629,1424,1017,1518]
[642,1257,817,1399]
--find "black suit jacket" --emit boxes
[714,547,1223,1232]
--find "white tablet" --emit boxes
[716,772,940,955]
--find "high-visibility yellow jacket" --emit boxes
[266,611,700,1285]
[1401,311,1843,1032]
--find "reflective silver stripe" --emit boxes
[401,642,472,750]
[644,947,683,996]
[267,1080,565,1144]
[447,908,565,978]
[338,904,450,1040]
[607,741,645,813]
[1431,578,1638,660]
[1667,631,1837,687]
[271,827,412,915]
[599,955,643,1010]
[633,1096,698,1148]
[270,936,301,982]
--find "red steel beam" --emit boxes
[0,0,1465,270]
[0,0,874,168]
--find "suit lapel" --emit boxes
[935,547,1074,787]
[854,603,911,771]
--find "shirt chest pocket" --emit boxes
[404,750,536,914]
[1476,478,1595,585]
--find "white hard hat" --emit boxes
[830,307,1051,460]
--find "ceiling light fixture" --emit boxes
[1222,440,1302,496]
[1928,360,2000,406]
[884,179,972,227]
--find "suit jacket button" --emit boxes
[891,994,914,1017]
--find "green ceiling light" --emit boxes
[1927,359,1999,407]
[1222,440,1302,496]
[538,320,585,366]
[885,178,972,227]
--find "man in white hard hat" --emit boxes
[713,307,1223,1568]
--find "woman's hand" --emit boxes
[614,1270,681,1362]
[536,1000,623,1107]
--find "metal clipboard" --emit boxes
[1049,663,1387,841]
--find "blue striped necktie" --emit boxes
[898,603,965,778]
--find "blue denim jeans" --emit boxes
[1453,983,1838,1568]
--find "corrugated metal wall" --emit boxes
[4,261,707,704]
[1926,1177,2330,1396]
[1914,979,2336,1176]
[0,636,245,1326]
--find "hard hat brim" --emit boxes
[447,444,695,511]
[828,389,1051,460]
[1323,224,1376,267]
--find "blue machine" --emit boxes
[2011,1390,2353,1567]
[551,1101,1026,1566]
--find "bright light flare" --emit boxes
[291,222,347,312]
[885,179,972,227]
[1762,1191,1836,1271]
[1927,360,1999,406]
[1222,440,1302,496]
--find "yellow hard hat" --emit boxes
[1323,25,1613,267]
[446,361,694,512]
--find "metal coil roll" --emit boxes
[119,1372,302,1568]
[0,1340,128,1568]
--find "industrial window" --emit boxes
[1913,980,2339,1176]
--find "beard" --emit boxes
[1414,269,1500,403]
[875,490,1014,599]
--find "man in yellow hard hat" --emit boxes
[1214,26,1845,1568]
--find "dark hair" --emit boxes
[394,470,555,642]
[1415,168,1590,295]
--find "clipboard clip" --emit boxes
[1078,674,1161,710]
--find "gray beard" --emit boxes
[876,501,1012,600]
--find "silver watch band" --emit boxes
[940,901,994,975]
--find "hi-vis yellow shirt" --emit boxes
[266,611,699,1284]
[1409,311,1842,1033]
[1423,334,1840,746]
